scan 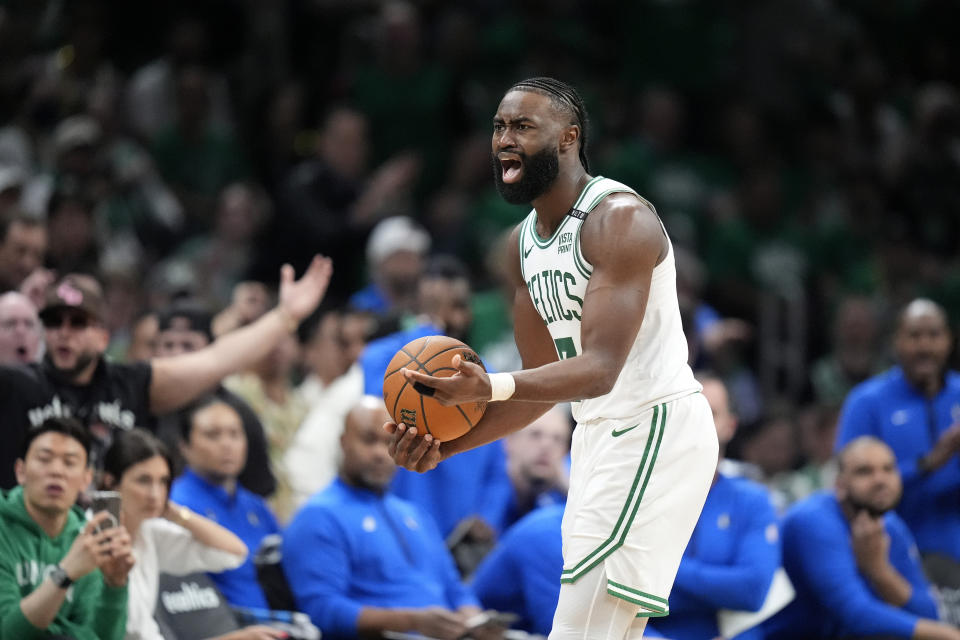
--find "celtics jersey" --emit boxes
[518,176,700,423]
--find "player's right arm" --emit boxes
[387,224,559,472]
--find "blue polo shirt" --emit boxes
[651,473,780,640]
[472,504,666,638]
[472,504,564,635]
[170,469,279,609]
[836,366,960,560]
[764,491,938,639]
[282,479,478,639]
[361,324,514,536]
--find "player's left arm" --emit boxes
[404,193,663,405]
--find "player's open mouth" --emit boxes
[500,157,523,184]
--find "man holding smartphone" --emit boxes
[0,417,135,640]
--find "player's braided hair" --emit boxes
[508,77,591,172]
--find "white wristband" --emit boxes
[488,372,516,402]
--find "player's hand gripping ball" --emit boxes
[382,335,487,441]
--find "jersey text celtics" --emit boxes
[518,176,700,423]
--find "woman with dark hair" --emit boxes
[102,428,281,640]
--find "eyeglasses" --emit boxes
[41,312,92,330]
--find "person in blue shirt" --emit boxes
[360,256,513,541]
[836,299,960,622]
[348,216,430,314]
[499,405,570,532]
[169,396,279,610]
[765,436,959,640]
[472,504,564,636]
[473,505,668,637]
[649,373,780,640]
[282,396,491,640]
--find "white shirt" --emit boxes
[126,518,246,640]
[285,364,364,508]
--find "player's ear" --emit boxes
[559,124,580,154]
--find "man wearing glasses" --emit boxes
[0,257,332,488]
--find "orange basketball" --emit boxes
[382,335,487,442]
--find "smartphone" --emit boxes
[88,490,122,533]
[461,610,520,637]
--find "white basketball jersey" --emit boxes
[518,176,700,422]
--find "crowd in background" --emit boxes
[2,0,960,638]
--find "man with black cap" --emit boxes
[0,256,332,489]
[152,300,276,497]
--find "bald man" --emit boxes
[0,291,42,364]
[282,398,494,640]
[766,437,956,639]
[836,298,960,620]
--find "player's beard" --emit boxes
[492,147,560,205]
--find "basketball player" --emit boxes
[387,77,718,639]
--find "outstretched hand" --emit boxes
[384,421,443,473]
[278,255,333,323]
[403,354,491,405]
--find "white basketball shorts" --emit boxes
[559,392,718,617]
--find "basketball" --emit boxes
[382,335,487,442]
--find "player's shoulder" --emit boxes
[582,179,661,238]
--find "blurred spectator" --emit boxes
[87,78,185,258]
[100,428,252,640]
[21,114,108,219]
[282,397,488,640]
[0,167,26,217]
[225,330,306,521]
[0,212,46,292]
[774,403,840,507]
[0,258,330,490]
[125,310,158,363]
[472,504,565,636]
[284,308,365,508]
[153,301,276,498]
[268,106,419,300]
[211,281,272,338]
[836,298,960,622]
[471,228,522,374]
[499,404,570,531]
[348,1,465,195]
[165,182,270,310]
[360,255,512,539]
[703,165,810,322]
[674,245,753,373]
[810,295,885,405]
[125,13,234,142]
[45,185,100,275]
[0,418,134,640]
[765,437,955,640]
[170,397,279,610]
[651,373,781,640]
[350,215,430,314]
[738,409,800,504]
[0,291,42,364]
[150,65,247,232]
[896,84,960,258]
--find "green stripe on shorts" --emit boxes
[560,403,667,583]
